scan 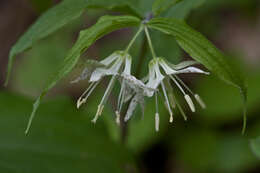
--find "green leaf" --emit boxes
[165,0,206,19]
[147,17,247,133]
[196,72,260,124]
[0,91,136,173]
[152,0,183,16]
[5,0,88,85]
[5,0,142,85]
[250,137,260,159]
[25,15,141,134]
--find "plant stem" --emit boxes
[144,26,157,59]
[125,26,144,53]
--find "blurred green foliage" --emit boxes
[1,0,260,172]
[0,92,136,173]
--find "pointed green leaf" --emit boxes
[152,0,183,16]
[165,0,206,19]
[147,17,247,132]
[5,0,88,85]
[5,0,142,85]
[25,15,141,134]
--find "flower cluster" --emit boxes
[74,25,209,131]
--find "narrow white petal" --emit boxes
[108,58,124,74]
[124,95,139,122]
[146,61,164,96]
[100,53,118,66]
[89,68,106,82]
[184,94,195,112]
[154,62,164,82]
[195,94,206,109]
[175,67,209,75]
[159,59,177,75]
[122,54,132,75]
[121,74,156,98]
[146,64,156,87]
[145,66,158,96]
[155,113,160,132]
[89,58,123,82]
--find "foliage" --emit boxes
[2,0,258,172]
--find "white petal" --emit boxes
[154,62,165,82]
[159,59,177,75]
[90,58,123,82]
[122,54,132,75]
[174,67,209,75]
[124,95,139,122]
[89,68,106,82]
[121,74,155,97]
[100,53,119,66]
[145,62,164,96]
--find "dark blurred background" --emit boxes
[0,0,260,173]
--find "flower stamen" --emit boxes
[184,94,195,112]
[92,104,104,123]
[161,82,173,123]
[77,81,100,109]
[169,75,195,112]
[115,110,121,125]
[175,75,206,109]
[155,113,160,132]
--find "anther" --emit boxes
[115,111,121,125]
[184,94,195,112]
[155,113,160,132]
[169,114,173,123]
[194,94,206,109]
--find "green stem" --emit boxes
[125,26,144,53]
[144,26,157,59]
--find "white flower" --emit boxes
[76,51,132,123]
[145,57,209,131]
[117,73,157,123]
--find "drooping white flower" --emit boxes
[145,57,209,130]
[118,73,156,123]
[76,51,133,123]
